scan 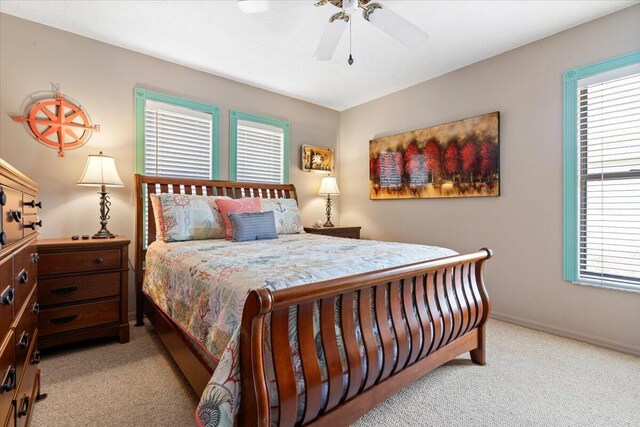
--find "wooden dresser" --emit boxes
[0,159,43,427]
[37,237,130,349]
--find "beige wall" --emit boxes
[0,14,340,314]
[340,5,640,354]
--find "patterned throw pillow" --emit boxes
[149,193,164,241]
[260,198,304,235]
[215,197,262,240]
[154,194,229,242]
[228,211,278,242]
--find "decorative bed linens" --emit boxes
[143,234,456,427]
[215,197,262,239]
[150,193,229,242]
[259,198,304,234]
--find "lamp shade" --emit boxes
[77,152,124,187]
[318,176,340,195]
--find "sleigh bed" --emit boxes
[134,174,492,427]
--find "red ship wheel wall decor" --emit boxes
[11,92,100,157]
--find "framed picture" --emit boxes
[302,145,334,172]
[370,112,500,199]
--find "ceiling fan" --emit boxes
[236,0,429,63]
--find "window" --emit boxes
[134,88,220,178]
[230,110,289,184]
[563,52,640,292]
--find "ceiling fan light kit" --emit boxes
[237,0,429,64]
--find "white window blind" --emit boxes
[144,99,213,179]
[236,119,285,184]
[578,68,640,289]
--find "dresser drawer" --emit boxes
[0,332,15,424]
[39,249,121,276]
[39,299,119,336]
[0,258,13,335]
[13,240,37,313]
[39,272,120,306]
[21,215,40,239]
[14,290,37,387]
[15,330,38,427]
[20,195,41,217]
[2,187,23,246]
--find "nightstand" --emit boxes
[36,237,130,349]
[304,225,361,239]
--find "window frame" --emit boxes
[229,110,290,183]
[134,87,221,178]
[563,50,640,290]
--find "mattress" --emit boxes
[143,233,456,427]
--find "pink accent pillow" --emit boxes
[215,197,262,240]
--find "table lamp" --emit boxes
[318,176,340,227]
[77,151,123,238]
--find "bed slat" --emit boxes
[403,276,422,366]
[454,265,469,340]
[462,263,477,334]
[374,283,394,382]
[415,273,432,360]
[320,297,343,413]
[470,262,484,329]
[340,291,362,401]
[297,302,322,424]
[358,288,378,390]
[390,280,409,374]
[271,309,297,427]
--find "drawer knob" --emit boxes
[17,269,29,284]
[32,303,40,314]
[32,350,41,365]
[0,190,5,206]
[51,315,78,325]
[9,210,22,222]
[18,331,29,349]
[26,220,43,230]
[50,286,78,295]
[0,366,15,393]
[24,200,42,209]
[32,252,40,263]
[96,257,104,264]
[0,231,6,246]
[17,395,29,417]
[1,287,14,306]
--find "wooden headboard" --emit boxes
[134,174,298,324]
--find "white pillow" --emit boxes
[260,198,304,235]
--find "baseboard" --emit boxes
[491,311,640,357]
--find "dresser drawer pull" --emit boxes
[51,315,78,325]
[50,286,78,295]
[0,231,6,246]
[24,200,42,209]
[32,303,40,314]
[0,190,6,206]
[1,287,14,305]
[96,257,104,264]
[31,350,41,365]
[17,395,29,417]
[18,331,29,349]
[17,269,29,284]
[26,219,43,230]
[32,252,40,263]
[9,210,21,222]
[0,367,15,393]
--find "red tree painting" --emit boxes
[369,112,499,199]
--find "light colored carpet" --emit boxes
[32,320,639,427]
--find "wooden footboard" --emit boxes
[239,248,492,427]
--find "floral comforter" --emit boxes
[143,233,456,426]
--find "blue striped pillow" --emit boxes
[228,211,278,242]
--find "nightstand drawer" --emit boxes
[39,249,121,276]
[39,272,120,306]
[39,299,119,336]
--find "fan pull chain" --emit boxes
[348,17,354,65]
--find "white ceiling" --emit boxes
[1,0,636,111]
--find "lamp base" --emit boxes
[323,220,335,228]
[92,229,116,239]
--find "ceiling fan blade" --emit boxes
[363,3,428,49]
[313,13,348,61]
[237,0,313,14]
